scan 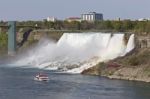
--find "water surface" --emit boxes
[0,65,150,99]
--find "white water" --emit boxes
[14,33,135,73]
[126,34,135,53]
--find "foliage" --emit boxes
[1,20,150,36]
[41,20,150,34]
[0,33,7,49]
[127,49,150,66]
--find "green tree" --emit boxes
[80,21,94,30]
[112,21,123,31]
[0,33,7,49]
[104,20,113,30]
[122,20,133,31]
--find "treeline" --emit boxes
[0,20,150,52]
[0,20,150,34]
[17,20,150,34]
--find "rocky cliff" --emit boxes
[82,34,150,82]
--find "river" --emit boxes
[0,65,150,99]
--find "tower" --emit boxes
[8,21,16,56]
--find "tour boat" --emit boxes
[34,73,49,81]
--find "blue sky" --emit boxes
[0,0,149,21]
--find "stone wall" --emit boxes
[17,31,150,49]
[137,35,150,48]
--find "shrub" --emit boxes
[0,33,7,49]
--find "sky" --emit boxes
[0,0,150,21]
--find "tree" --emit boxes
[122,20,133,31]
[53,21,63,30]
[103,20,113,30]
[0,33,7,49]
[112,21,123,31]
[80,21,94,30]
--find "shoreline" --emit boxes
[106,75,150,83]
[82,65,150,83]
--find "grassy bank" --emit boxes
[82,48,150,82]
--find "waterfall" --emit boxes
[14,33,135,73]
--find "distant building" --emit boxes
[66,17,81,22]
[138,18,150,21]
[46,17,57,22]
[114,17,121,21]
[81,12,103,21]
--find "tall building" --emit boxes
[81,12,103,21]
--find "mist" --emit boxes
[12,33,135,73]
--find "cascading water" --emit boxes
[126,34,135,53]
[14,32,135,73]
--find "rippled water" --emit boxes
[0,66,150,99]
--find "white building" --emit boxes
[81,12,103,21]
[66,17,81,22]
[138,18,150,21]
[47,17,57,22]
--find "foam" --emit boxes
[14,33,135,73]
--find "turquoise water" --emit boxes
[0,65,150,99]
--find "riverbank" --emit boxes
[1,30,150,83]
[82,48,150,82]
[106,66,150,82]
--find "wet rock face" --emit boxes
[137,36,150,48]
